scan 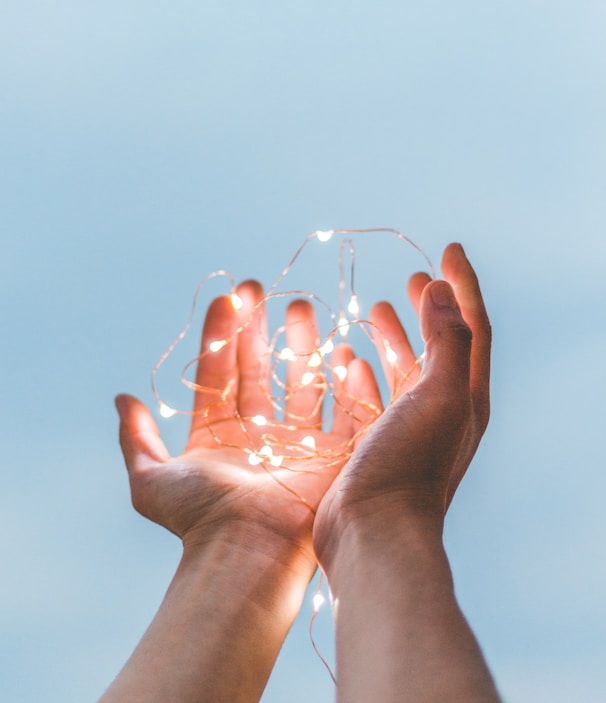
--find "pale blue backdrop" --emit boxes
[1,1,605,701]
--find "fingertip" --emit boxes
[208,293,238,319]
[407,272,432,314]
[331,342,355,362]
[331,343,355,381]
[287,297,314,321]
[114,393,129,416]
[427,280,459,310]
[116,395,170,467]
[347,358,384,414]
[441,242,475,282]
[236,279,264,309]
[114,393,145,421]
[369,302,399,340]
[420,279,468,339]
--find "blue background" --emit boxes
[1,1,605,701]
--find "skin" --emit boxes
[313,243,501,702]
[102,279,385,703]
[101,243,500,703]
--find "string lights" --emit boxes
[151,229,434,488]
[150,227,435,679]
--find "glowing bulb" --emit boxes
[386,346,398,364]
[302,371,315,385]
[347,295,360,315]
[316,229,334,243]
[159,403,176,418]
[313,593,325,612]
[248,453,263,466]
[308,351,322,368]
[302,435,316,450]
[270,455,283,467]
[319,339,334,356]
[279,347,297,361]
[230,293,243,310]
[333,365,348,382]
[251,414,267,426]
[338,316,350,338]
[260,445,273,458]
[209,339,227,352]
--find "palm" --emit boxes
[117,280,386,548]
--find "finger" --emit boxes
[345,358,384,434]
[419,280,473,401]
[369,302,421,397]
[330,343,356,437]
[285,299,323,426]
[407,272,432,316]
[191,295,239,432]
[115,394,170,473]
[236,280,274,420]
[440,243,491,427]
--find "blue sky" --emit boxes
[1,1,605,701]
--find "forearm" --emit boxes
[326,514,501,703]
[99,524,314,703]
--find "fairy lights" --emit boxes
[333,365,348,382]
[347,295,360,316]
[301,435,317,450]
[385,344,398,364]
[230,293,243,310]
[316,229,334,243]
[279,347,297,361]
[151,228,434,509]
[312,592,325,612]
[308,351,322,368]
[209,339,227,352]
[337,315,350,337]
[159,402,177,418]
[301,371,316,386]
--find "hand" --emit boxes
[116,279,385,566]
[107,280,389,703]
[313,243,491,566]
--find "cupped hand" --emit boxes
[116,280,384,561]
[313,243,492,567]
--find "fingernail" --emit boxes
[430,281,457,309]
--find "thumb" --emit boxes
[115,394,171,472]
[419,280,472,394]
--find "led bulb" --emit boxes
[338,316,350,338]
[279,347,297,361]
[260,445,273,458]
[209,339,227,352]
[347,295,360,315]
[333,365,348,382]
[308,351,322,368]
[159,403,176,418]
[270,455,283,467]
[386,346,398,364]
[316,229,334,243]
[302,371,315,385]
[302,435,316,450]
[319,339,334,356]
[251,414,267,427]
[313,593,325,611]
[248,453,263,466]
[230,293,243,310]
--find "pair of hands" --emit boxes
[115,243,491,579]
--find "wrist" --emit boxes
[317,498,445,584]
[180,519,317,615]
